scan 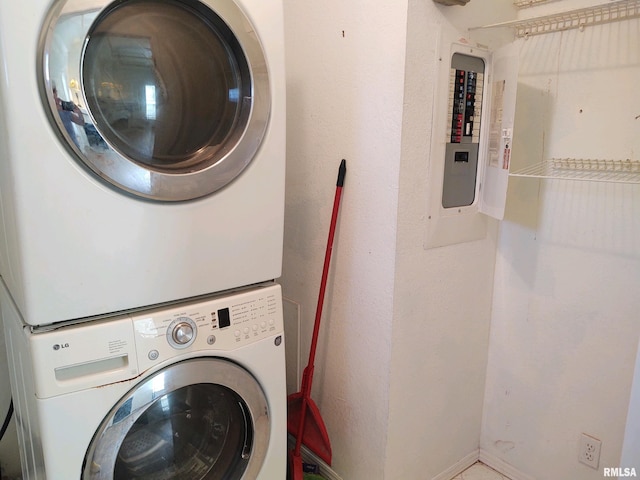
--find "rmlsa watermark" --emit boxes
[604,467,637,477]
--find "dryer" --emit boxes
[1,280,286,479]
[0,0,285,326]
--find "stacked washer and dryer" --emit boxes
[0,0,287,478]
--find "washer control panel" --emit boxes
[26,284,283,398]
[132,284,283,371]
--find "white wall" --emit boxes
[481,10,640,479]
[281,1,408,477]
[385,1,513,478]
[283,1,640,478]
[621,336,640,470]
[282,0,514,478]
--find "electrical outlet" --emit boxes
[579,433,601,469]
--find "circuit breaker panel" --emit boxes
[424,40,519,249]
[442,53,485,208]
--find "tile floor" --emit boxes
[452,462,511,480]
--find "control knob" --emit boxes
[166,317,197,349]
[172,322,194,345]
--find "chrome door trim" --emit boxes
[83,358,270,479]
[38,0,270,202]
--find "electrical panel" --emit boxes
[443,53,485,209]
[425,41,519,249]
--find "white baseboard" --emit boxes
[431,450,480,480]
[479,449,536,480]
[283,441,534,480]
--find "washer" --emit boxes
[1,312,21,479]
[1,280,286,479]
[0,315,12,438]
[0,0,285,326]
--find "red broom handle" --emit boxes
[294,159,346,457]
[305,159,346,380]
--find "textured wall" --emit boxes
[481,10,640,479]
[281,1,408,477]
[281,0,514,478]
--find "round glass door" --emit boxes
[40,0,270,201]
[83,359,270,479]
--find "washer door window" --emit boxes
[83,359,270,479]
[41,0,270,201]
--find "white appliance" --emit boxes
[0,313,20,478]
[0,0,286,326]
[0,318,11,440]
[1,280,286,479]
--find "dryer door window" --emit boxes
[83,359,270,480]
[40,0,270,201]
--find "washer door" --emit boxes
[40,0,270,201]
[83,358,270,479]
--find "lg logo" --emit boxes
[52,343,69,351]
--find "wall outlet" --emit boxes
[579,433,601,469]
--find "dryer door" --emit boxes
[83,358,270,479]
[40,0,270,201]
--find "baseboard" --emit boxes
[283,443,534,480]
[479,449,536,480]
[431,450,480,480]
[287,435,344,480]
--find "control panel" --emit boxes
[133,284,284,372]
[27,284,283,398]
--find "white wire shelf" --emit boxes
[472,0,640,37]
[509,158,640,183]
